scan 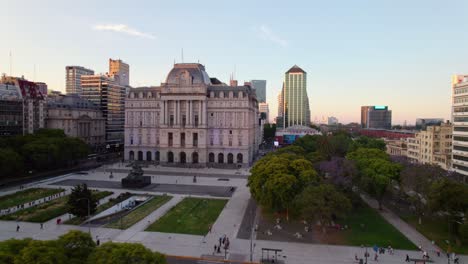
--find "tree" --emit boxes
[263,124,276,141]
[87,242,166,264]
[14,240,67,264]
[428,179,468,238]
[293,135,320,153]
[248,154,319,217]
[58,230,96,264]
[0,148,23,179]
[349,136,386,151]
[0,238,32,264]
[67,184,98,218]
[347,148,401,209]
[295,184,351,233]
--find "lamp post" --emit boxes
[250,208,255,262]
[77,198,91,234]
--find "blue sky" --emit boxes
[2,0,468,124]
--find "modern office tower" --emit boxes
[328,116,338,125]
[65,66,94,95]
[281,65,311,128]
[124,63,261,167]
[46,94,106,148]
[451,75,468,175]
[0,75,45,134]
[251,80,266,103]
[109,58,130,86]
[415,118,444,130]
[81,74,126,147]
[276,86,284,127]
[407,122,452,170]
[361,106,392,129]
[259,102,269,123]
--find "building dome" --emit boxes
[165,63,211,85]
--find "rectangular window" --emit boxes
[169,115,174,126]
[193,133,198,147]
[182,115,186,126]
[181,133,185,147]
[210,137,214,146]
[168,133,173,147]
[194,115,199,127]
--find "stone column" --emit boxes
[176,100,180,125]
[185,100,189,126]
[202,100,206,125]
[188,100,192,125]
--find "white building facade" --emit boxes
[124,63,261,168]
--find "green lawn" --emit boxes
[0,188,64,209]
[402,215,468,254]
[105,195,172,229]
[0,190,113,223]
[146,197,227,235]
[64,192,131,225]
[340,205,417,250]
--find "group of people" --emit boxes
[355,245,395,263]
[213,235,230,254]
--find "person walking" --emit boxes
[214,245,217,254]
[374,253,378,261]
[40,223,43,229]
[405,254,410,262]
[16,225,20,232]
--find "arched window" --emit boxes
[155,151,160,162]
[180,152,186,164]
[146,151,152,161]
[192,152,199,164]
[209,153,215,163]
[167,152,174,163]
[237,153,243,164]
[227,153,234,164]
[218,153,224,164]
[138,151,143,161]
[129,151,134,161]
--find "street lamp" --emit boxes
[77,198,91,234]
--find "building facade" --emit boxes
[259,102,269,124]
[0,83,23,136]
[399,123,452,170]
[124,63,261,167]
[66,66,94,95]
[0,76,45,135]
[109,59,130,86]
[251,80,266,103]
[279,65,311,128]
[81,74,126,146]
[451,76,468,175]
[328,116,338,125]
[385,139,408,157]
[46,94,105,147]
[361,106,392,129]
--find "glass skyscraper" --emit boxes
[279,65,311,128]
[251,80,266,103]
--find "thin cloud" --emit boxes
[258,25,287,47]
[93,24,155,39]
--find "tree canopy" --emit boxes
[67,184,98,218]
[0,231,166,264]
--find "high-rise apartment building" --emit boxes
[361,106,392,129]
[109,59,130,86]
[81,74,126,146]
[280,65,311,128]
[251,80,266,103]
[259,102,269,124]
[451,75,468,175]
[66,66,94,95]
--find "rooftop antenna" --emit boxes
[181,48,184,63]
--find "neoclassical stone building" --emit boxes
[124,63,261,167]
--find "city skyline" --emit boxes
[3,0,468,124]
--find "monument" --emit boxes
[121,163,151,188]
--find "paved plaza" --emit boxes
[0,163,466,264]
